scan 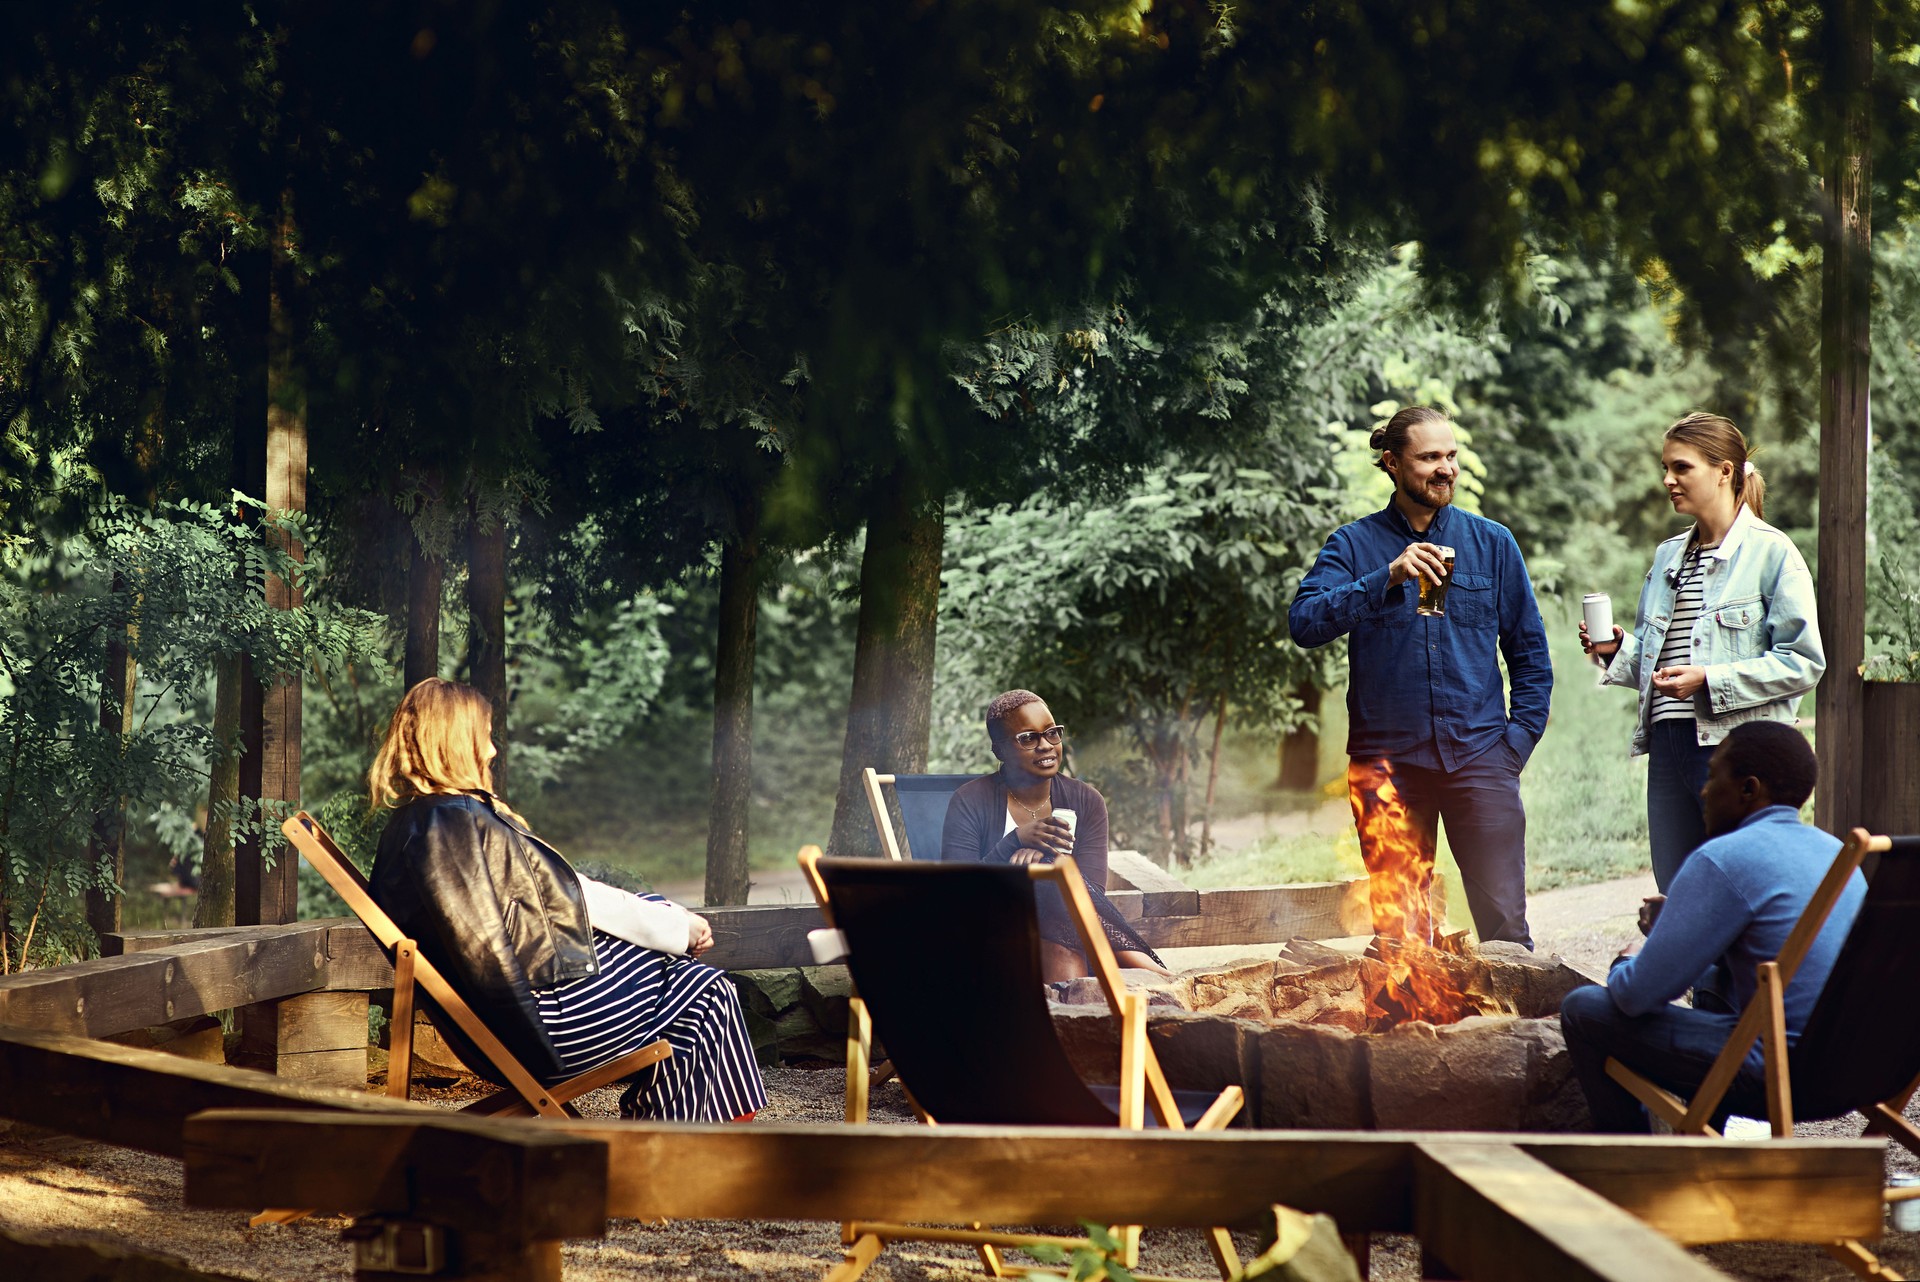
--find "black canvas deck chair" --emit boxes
[1607,827,1920,1281]
[797,847,1245,1282]
[283,812,671,1120]
[860,767,975,860]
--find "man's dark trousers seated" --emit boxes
[1558,722,1863,1133]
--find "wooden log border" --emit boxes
[178,1109,1889,1282]
[56,874,1384,1006]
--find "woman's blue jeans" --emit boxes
[1647,719,1716,893]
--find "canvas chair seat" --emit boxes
[798,847,1246,1282]
[860,767,974,860]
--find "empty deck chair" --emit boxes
[798,848,1244,1282]
[859,767,975,860]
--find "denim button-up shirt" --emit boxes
[1602,504,1824,755]
[1288,501,1553,772]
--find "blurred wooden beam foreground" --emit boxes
[180,1111,1884,1282]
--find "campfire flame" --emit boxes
[1347,758,1509,1029]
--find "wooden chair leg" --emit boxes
[1870,1102,1920,1163]
[386,942,417,1101]
[1756,962,1795,1137]
[1825,1239,1904,1281]
[825,1232,883,1282]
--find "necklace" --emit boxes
[1008,787,1051,822]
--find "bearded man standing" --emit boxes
[1288,406,1553,948]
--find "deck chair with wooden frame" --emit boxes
[797,847,1246,1282]
[859,767,976,861]
[283,811,672,1120]
[1606,827,1920,1282]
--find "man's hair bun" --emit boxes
[1368,426,1389,450]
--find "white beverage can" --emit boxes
[1583,593,1614,647]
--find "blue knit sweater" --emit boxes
[1607,806,1863,1036]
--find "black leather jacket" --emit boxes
[370,792,597,1078]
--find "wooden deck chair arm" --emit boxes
[797,845,834,925]
[861,768,908,862]
[1195,1086,1245,1132]
[1605,1058,1696,1131]
[549,1039,673,1106]
[1035,859,1185,1130]
[1768,829,1888,987]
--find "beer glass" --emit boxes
[1416,546,1456,617]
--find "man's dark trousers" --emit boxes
[1559,984,1768,1132]
[1372,738,1532,949]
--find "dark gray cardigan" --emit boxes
[939,770,1110,892]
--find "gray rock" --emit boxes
[799,965,855,1033]
[727,968,806,1018]
[1366,1014,1532,1132]
[1258,1020,1369,1130]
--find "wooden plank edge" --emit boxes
[1415,1141,1730,1282]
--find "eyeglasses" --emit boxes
[1012,725,1066,750]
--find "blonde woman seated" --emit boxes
[367,678,766,1122]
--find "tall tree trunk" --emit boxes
[84,582,137,946]
[704,524,762,905]
[1200,693,1229,860]
[826,476,944,857]
[405,495,445,690]
[1814,0,1871,833]
[237,196,305,927]
[1278,682,1324,791]
[194,651,242,928]
[467,493,509,794]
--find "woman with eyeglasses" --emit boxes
[1580,413,1824,893]
[941,689,1171,981]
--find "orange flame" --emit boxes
[1347,758,1500,1027]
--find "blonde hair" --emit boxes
[368,678,498,810]
[1666,412,1766,521]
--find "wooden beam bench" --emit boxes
[178,1110,1890,1282]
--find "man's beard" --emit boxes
[1399,474,1455,512]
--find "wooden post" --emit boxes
[1814,0,1871,833]
[232,991,370,1088]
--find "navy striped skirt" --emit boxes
[535,927,767,1122]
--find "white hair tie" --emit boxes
[1743,460,1756,476]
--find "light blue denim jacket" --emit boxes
[1603,504,1824,756]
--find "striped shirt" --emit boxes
[1651,541,1715,722]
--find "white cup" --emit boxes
[1582,593,1614,649]
[1052,807,1078,852]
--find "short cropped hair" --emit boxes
[985,689,1042,748]
[1715,721,1816,810]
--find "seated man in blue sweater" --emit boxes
[1559,721,1865,1132]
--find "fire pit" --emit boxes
[1052,936,1594,1132]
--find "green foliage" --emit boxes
[0,493,384,969]
[1021,1221,1138,1282]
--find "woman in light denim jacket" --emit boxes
[1581,413,1824,891]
